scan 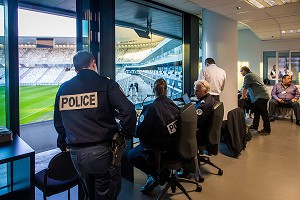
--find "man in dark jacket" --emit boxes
[54,51,136,200]
[127,78,180,193]
[194,80,216,146]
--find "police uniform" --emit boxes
[195,93,216,146]
[54,69,136,200]
[127,95,180,176]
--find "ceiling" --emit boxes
[17,0,300,41]
[152,0,300,41]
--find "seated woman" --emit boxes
[127,78,180,193]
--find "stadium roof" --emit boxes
[17,0,184,41]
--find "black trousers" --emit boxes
[127,143,158,176]
[252,98,271,132]
[269,99,300,121]
[70,144,121,200]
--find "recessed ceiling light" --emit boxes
[289,30,294,33]
[281,30,286,34]
[297,29,300,33]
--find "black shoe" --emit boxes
[269,117,275,122]
[177,168,189,178]
[296,120,300,126]
[257,129,271,135]
[140,175,159,193]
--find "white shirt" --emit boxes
[199,64,226,96]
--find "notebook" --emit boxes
[182,93,191,104]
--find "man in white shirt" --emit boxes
[199,58,226,101]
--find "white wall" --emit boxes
[202,10,238,117]
[238,29,300,88]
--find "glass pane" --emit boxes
[115,1,183,109]
[291,52,300,85]
[263,51,276,85]
[18,9,76,125]
[278,51,289,80]
[0,5,5,126]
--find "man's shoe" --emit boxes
[269,117,275,122]
[140,175,159,193]
[296,120,300,126]
[257,129,271,135]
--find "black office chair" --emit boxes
[150,103,202,200]
[198,101,224,182]
[35,151,79,200]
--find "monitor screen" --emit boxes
[182,93,191,104]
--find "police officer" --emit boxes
[54,51,136,200]
[193,80,216,146]
[127,78,180,193]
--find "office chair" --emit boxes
[148,103,202,200]
[198,101,224,182]
[35,151,79,200]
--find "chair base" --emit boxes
[157,170,202,200]
[197,155,223,182]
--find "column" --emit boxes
[202,9,238,117]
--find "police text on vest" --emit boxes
[59,92,98,111]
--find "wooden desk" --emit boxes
[0,135,35,200]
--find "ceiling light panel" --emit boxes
[245,0,299,8]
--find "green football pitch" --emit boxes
[0,85,60,125]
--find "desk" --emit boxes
[0,135,35,200]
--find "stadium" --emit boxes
[0,31,184,126]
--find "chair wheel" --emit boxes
[198,176,205,183]
[218,169,223,176]
[196,185,202,192]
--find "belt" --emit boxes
[69,140,112,148]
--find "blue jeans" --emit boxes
[70,144,121,200]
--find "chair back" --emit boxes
[47,151,78,181]
[177,103,198,159]
[207,101,224,146]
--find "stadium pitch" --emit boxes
[0,85,59,125]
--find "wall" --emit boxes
[238,29,261,89]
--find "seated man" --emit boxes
[269,75,300,126]
[194,80,216,146]
[127,78,180,193]
[178,80,216,178]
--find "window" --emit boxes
[115,1,183,108]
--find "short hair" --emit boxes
[205,58,215,65]
[283,66,289,70]
[282,74,290,80]
[73,51,95,71]
[153,78,167,96]
[194,79,210,92]
[240,66,250,73]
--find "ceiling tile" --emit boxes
[209,1,256,16]
[189,0,237,8]
[228,9,271,21]
[276,15,300,23]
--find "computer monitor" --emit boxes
[182,93,191,104]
